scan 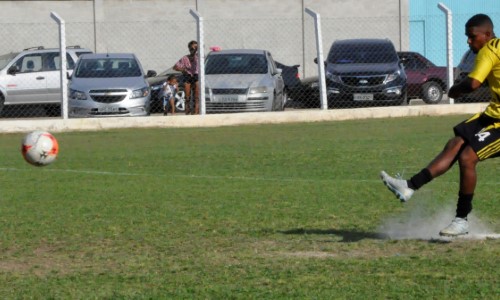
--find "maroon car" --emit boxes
[398,51,449,104]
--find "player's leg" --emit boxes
[169,97,175,114]
[184,82,192,115]
[193,81,200,115]
[439,145,479,236]
[380,136,465,202]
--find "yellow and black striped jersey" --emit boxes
[468,38,500,119]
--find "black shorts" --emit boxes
[453,113,500,160]
[183,74,198,84]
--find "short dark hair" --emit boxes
[167,74,177,81]
[188,40,198,48]
[466,14,493,29]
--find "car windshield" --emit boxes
[205,54,267,74]
[327,44,398,64]
[74,58,141,78]
[0,52,19,70]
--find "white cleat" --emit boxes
[439,217,469,237]
[380,171,414,202]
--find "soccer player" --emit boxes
[380,13,500,237]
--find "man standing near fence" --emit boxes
[173,40,200,115]
[380,13,500,237]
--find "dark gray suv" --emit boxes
[325,39,407,108]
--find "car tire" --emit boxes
[281,90,287,111]
[421,82,443,104]
[0,93,4,115]
[175,90,186,113]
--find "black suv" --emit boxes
[325,39,407,108]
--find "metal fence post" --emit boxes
[305,8,327,110]
[190,9,205,115]
[438,3,454,105]
[50,12,68,119]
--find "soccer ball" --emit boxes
[21,131,59,166]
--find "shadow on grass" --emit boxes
[279,228,387,243]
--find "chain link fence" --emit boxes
[0,10,495,119]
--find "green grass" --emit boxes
[0,115,499,299]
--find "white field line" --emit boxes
[1,167,499,185]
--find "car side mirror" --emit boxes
[7,65,19,75]
[275,68,282,75]
[146,70,157,78]
[66,72,72,80]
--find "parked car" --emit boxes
[0,45,92,115]
[453,49,490,103]
[68,53,152,117]
[324,38,407,108]
[275,61,301,101]
[398,51,448,104]
[204,49,286,113]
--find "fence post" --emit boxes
[305,8,327,110]
[438,3,454,105]
[50,12,68,119]
[190,9,205,115]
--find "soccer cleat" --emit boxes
[380,171,414,202]
[439,217,469,237]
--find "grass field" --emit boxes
[0,115,499,299]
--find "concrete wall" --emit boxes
[0,0,409,77]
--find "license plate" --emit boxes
[98,106,119,113]
[214,95,239,102]
[353,93,374,101]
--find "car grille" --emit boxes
[340,75,386,87]
[206,101,266,113]
[89,89,128,103]
[211,88,248,95]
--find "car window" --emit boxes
[0,52,18,70]
[50,53,78,70]
[13,54,43,73]
[205,54,267,74]
[75,58,142,78]
[328,43,398,64]
[267,52,277,74]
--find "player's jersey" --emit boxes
[468,38,500,119]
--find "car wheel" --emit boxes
[421,82,443,104]
[281,90,288,111]
[175,90,186,113]
[0,93,4,115]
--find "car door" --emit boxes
[267,52,285,108]
[45,52,80,103]
[4,53,47,104]
[400,53,426,97]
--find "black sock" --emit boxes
[407,168,432,190]
[456,192,473,219]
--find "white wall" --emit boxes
[0,0,409,76]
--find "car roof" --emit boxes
[79,53,136,59]
[208,49,266,55]
[332,38,393,46]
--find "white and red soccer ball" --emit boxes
[21,131,59,166]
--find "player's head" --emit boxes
[465,14,495,53]
[167,74,177,84]
[188,40,198,55]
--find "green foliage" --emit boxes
[0,115,498,298]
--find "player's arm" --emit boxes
[448,77,483,99]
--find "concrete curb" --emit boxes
[0,103,488,134]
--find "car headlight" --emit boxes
[150,83,164,91]
[131,87,150,99]
[385,70,402,83]
[249,86,268,94]
[69,88,87,100]
[326,71,342,83]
